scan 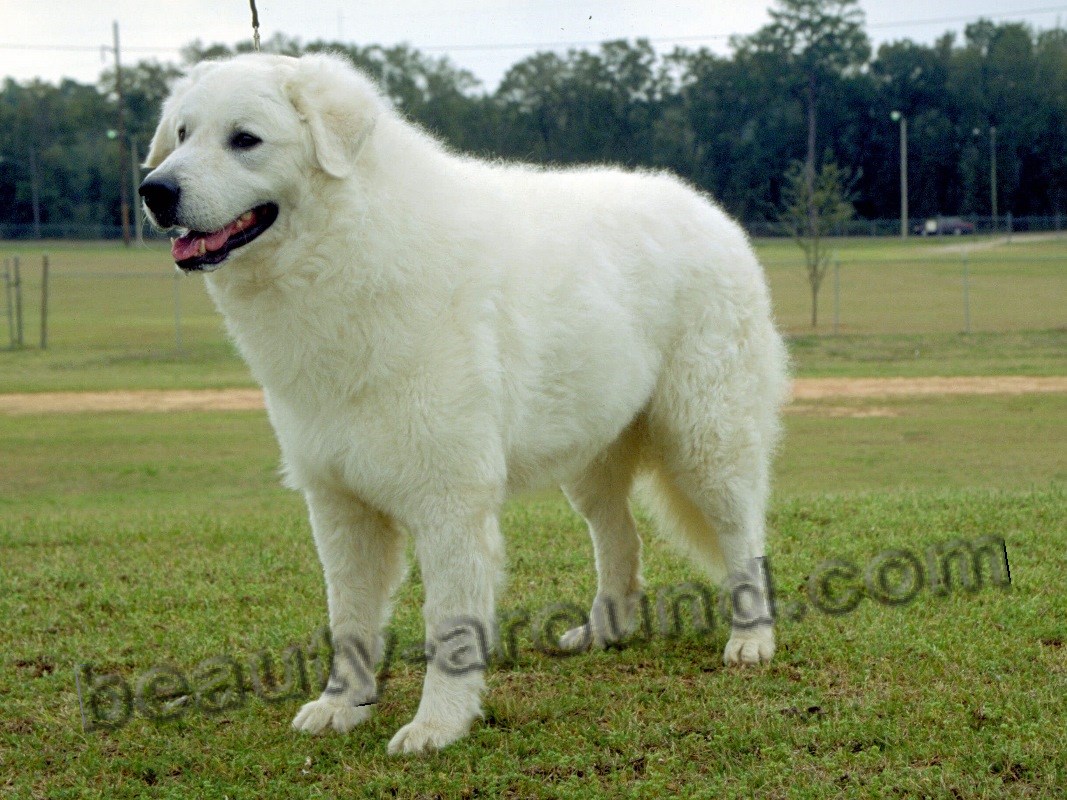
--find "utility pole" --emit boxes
[113,21,131,246]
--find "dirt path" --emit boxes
[0,388,266,414]
[0,376,1064,415]
[791,376,1067,399]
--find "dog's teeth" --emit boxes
[241,211,254,223]
[198,240,206,256]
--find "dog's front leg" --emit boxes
[388,504,502,755]
[292,488,407,734]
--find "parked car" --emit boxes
[915,216,976,236]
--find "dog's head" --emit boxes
[140,53,382,272]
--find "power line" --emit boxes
[417,4,1067,52]
[0,4,1064,58]
[866,4,1067,31]
[0,43,181,53]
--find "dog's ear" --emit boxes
[144,89,185,169]
[286,54,380,179]
[143,119,175,170]
[143,62,220,169]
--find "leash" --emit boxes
[249,0,261,51]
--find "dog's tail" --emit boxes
[634,465,727,583]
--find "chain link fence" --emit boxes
[2,215,1065,242]
[1,238,1065,364]
[762,249,1066,335]
[1,246,222,357]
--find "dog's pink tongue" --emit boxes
[171,219,242,262]
[172,233,202,262]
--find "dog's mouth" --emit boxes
[172,203,279,272]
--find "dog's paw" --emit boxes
[387,716,472,755]
[291,697,373,734]
[558,595,638,652]
[558,623,594,652]
[723,627,775,666]
[559,619,635,651]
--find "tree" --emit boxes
[180,37,487,153]
[496,52,571,160]
[1033,28,1067,216]
[740,0,869,234]
[4,18,1067,237]
[99,60,184,143]
[495,41,665,165]
[778,159,855,327]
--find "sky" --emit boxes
[2,1,1066,91]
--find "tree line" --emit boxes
[1,2,1065,237]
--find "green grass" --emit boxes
[2,396,1065,798]
[1,236,1065,795]
[2,395,1062,509]
[786,330,1067,377]
[778,394,1067,492]
[0,236,1064,392]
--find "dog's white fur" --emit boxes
[143,53,789,754]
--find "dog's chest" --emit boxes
[262,383,425,508]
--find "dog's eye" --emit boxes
[177,126,186,143]
[231,131,263,150]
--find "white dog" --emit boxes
[140,52,789,754]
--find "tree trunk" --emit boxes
[804,74,817,239]
[809,241,824,329]
[28,143,41,240]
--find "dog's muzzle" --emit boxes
[139,177,181,228]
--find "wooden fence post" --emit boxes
[13,255,23,347]
[962,253,972,334]
[832,256,841,335]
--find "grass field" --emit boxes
[1,236,1065,797]
[2,395,1065,798]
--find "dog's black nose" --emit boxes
[138,177,181,227]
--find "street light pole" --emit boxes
[989,125,998,232]
[891,110,908,239]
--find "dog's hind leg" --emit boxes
[292,489,407,734]
[642,319,788,665]
[558,423,644,651]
